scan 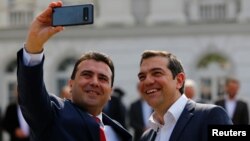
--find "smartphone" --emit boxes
[52,4,94,26]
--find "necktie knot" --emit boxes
[93,116,101,124]
[93,116,106,141]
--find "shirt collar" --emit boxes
[148,94,188,130]
[89,113,104,126]
[96,113,104,126]
[168,94,188,121]
[96,113,103,122]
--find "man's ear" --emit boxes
[176,72,185,89]
[68,79,73,89]
[109,88,113,100]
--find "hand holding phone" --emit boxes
[52,4,94,26]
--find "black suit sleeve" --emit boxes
[238,102,249,124]
[201,106,233,141]
[17,49,54,136]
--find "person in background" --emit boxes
[129,83,153,141]
[103,87,128,129]
[59,85,72,100]
[184,79,196,99]
[138,50,232,141]
[215,76,249,125]
[16,1,132,141]
[2,88,30,141]
[184,79,206,103]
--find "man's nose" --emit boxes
[90,76,99,86]
[144,75,155,85]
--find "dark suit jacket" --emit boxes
[103,95,127,128]
[215,99,249,124]
[140,100,233,141]
[129,99,150,141]
[2,103,29,141]
[16,49,132,141]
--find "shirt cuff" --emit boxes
[22,47,44,66]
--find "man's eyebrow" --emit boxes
[98,73,110,79]
[80,70,93,74]
[150,68,163,72]
[138,67,163,76]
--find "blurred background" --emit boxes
[1,0,250,140]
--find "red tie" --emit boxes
[93,117,106,141]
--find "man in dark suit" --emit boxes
[103,87,128,129]
[129,83,152,141]
[16,1,132,141]
[129,98,152,141]
[184,79,207,103]
[137,50,232,141]
[2,103,30,141]
[215,76,249,125]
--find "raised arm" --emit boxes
[17,1,64,136]
[25,1,64,54]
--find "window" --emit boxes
[196,52,232,102]
[8,0,35,27]
[9,11,33,27]
[0,59,17,111]
[56,57,77,96]
[7,82,17,104]
[185,0,240,23]
[199,3,226,22]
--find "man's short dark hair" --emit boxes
[71,51,115,87]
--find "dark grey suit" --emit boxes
[129,99,152,141]
[215,99,249,125]
[17,49,132,141]
[140,100,232,141]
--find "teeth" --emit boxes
[88,90,98,94]
[146,89,157,94]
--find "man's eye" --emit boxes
[99,76,109,83]
[100,77,107,81]
[138,76,145,81]
[153,71,162,76]
[81,72,91,78]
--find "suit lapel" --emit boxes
[232,101,240,121]
[169,100,195,141]
[103,113,132,141]
[74,106,100,141]
[221,100,226,109]
[138,101,145,126]
[84,114,100,141]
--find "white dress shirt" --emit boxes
[142,100,152,127]
[17,106,30,136]
[148,94,188,141]
[22,48,44,66]
[225,96,237,119]
[95,114,121,141]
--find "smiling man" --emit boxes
[16,1,131,141]
[138,50,232,141]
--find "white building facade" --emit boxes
[1,0,250,117]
